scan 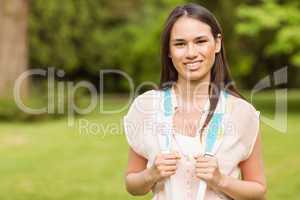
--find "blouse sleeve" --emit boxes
[232,98,261,161]
[123,90,157,159]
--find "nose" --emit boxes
[186,43,198,59]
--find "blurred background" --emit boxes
[0,0,299,199]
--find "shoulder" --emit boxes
[226,93,259,119]
[125,89,162,119]
[132,89,161,105]
[226,93,261,161]
[226,92,261,139]
[123,89,162,159]
[221,92,261,161]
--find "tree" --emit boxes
[236,0,300,87]
[0,0,29,98]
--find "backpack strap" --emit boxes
[203,90,229,154]
[161,87,174,200]
[197,90,229,200]
[160,87,173,153]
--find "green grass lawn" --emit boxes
[0,91,299,200]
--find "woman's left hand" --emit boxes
[194,155,225,189]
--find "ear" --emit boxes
[215,34,222,53]
[168,53,172,58]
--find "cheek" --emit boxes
[200,43,216,57]
[171,48,186,57]
[200,45,217,67]
[170,48,186,63]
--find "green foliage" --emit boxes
[28,0,300,91]
[29,0,185,90]
[29,0,142,72]
[236,0,300,67]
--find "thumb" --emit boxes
[174,151,181,159]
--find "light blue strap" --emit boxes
[197,90,229,200]
[161,87,173,153]
[162,88,174,200]
[204,90,228,153]
[164,88,173,117]
[205,113,223,153]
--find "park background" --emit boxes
[0,0,299,199]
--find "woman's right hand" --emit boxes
[149,152,181,182]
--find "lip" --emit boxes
[184,60,203,64]
[184,60,203,71]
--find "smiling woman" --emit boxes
[169,17,221,82]
[123,3,266,200]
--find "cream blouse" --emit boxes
[123,86,260,200]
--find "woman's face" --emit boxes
[169,16,221,82]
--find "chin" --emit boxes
[183,71,210,82]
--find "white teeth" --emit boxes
[186,63,198,67]
[185,62,200,69]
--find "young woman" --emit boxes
[123,3,266,200]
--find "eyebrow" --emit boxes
[171,36,208,42]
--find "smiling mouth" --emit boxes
[184,60,203,71]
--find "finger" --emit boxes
[162,159,178,166]
[195,158,211,164]
[195,167,214,174]
[163,153,179,160]
[195,162,216,169]
[161,170,176,177]
[198,157,217,166]
[155,157,179,168]
[159,166,176,172]
[194,155,210,162]
[202,157,218,168]
[195,162,210,169]
[158,164,177,171]
[173,151,181,159]
[194,154,206,159]
[195,173,212,181]
[164,165,177,172]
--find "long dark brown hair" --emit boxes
[158,3,243,135]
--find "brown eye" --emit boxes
[196,40,207,44]
[174,43,185,47]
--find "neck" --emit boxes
[174,74,211,110]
